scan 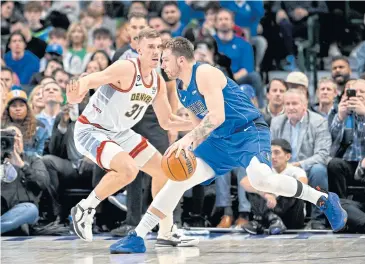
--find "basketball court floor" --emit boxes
[2,232,365,264]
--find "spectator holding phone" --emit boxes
[1,126,50,235]
[328,79,365,199]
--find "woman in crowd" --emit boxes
[28,85,45,115]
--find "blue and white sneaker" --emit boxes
[110,231,146,254]
[317,189,347,232]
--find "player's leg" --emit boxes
[109,158,216,254]
[71,126,140,241]
[140,151,199,247]
[240,125,347,232]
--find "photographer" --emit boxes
[1,126,50,235]
[1,90,48,157]
[328,79,365,199]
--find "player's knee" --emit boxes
[246,157,272,190]
[122,163,139,183]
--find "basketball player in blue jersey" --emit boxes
[109,37,347,254]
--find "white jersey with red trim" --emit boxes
[79,58,159,132]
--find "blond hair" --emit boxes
[137,27,160,43]
[317,77,337,92]
[67,22,88,49]
[28,85,44,114]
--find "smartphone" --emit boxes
[346,89,356,98]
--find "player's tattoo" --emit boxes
[188,115,216,141]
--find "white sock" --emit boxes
[135,211,160,238]
[82,190,102,209]
[298,182,328,205]
[158,214,173,237]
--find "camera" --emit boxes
[1,129,16,163]
[346,89,356,98]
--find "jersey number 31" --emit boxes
[125,104,144,120]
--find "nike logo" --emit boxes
[243,126,251,132]
[182,96,186,102]
[136,83,142,86]
[192,90,197,95]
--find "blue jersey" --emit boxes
[176,62,271,180]
[176,62,261,138]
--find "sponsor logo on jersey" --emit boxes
[131,93,153,104]
[92,104,102,113]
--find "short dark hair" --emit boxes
[271,139,292,154]
[46,57,63,68]
[162,1,178,11]
[8,31,27,45]
[49,27,67,39]
[267,78,288,93]
[164,37,195,61]
[128,12,147,22]
[160,29,172,36]
[331,55,350,66]
[92,27,112,40]
[1,66,13,75]
[205,1,220,14]
[52,68,69,78]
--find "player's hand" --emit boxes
[66,78,88,104]
[165,135,194,158]
[263,193,277,209]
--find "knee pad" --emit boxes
[246,156,273,190]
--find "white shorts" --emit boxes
[74,116,157,170]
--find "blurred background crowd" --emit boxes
[1,0,365,237]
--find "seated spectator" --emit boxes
[161,1,186,37]
[128,1,148,16]
[28,85,45,116]
[271,89,332,229]
[271,1,328,70]
[65,22,91,75]
[1,90,48,157]
[1,67,14,91]
[115,21,130,50]
[160,30,173,43]
[87,0,117,39]
[148,14,169,33]
[328,79,365,198]
[1,80,8,116]
[36,82,63,137]
[1,126,50,235]
[42,105,93,221]
[85,60,102,74]
[331,56,352,96]
[193,36,233,79]
[241,139,306,234]
[285,71,309,97]
[90,50,112,71]
[30,57,63,85]
[92,27,115,59]
[112,12,147,62]
[183,2,220,43]
[39,76,55,86]
[354,157,365,182]
[214,8,264,107]
[9,17,47,59]
[39,43,63,72]
[52,68,70,91]
[311,77,337,118]
[23,1,52,42]
[4,32,40,84]
[220,0,267,72]
[1,1,14,39]
[262,79,288,126]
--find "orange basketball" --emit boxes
[161,149,197,181]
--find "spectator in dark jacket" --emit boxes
[1,126,50,235]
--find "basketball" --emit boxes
[161,149,197,181]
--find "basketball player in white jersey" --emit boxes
[67,28,197,246]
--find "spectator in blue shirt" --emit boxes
[4,32,40,85]
[177,0,205,25]
[161,1,186,37]
[214,8,264,107]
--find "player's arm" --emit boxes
[184,64,226,142]
[153,76,195,131]
[80,60,134,93]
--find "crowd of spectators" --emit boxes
[1,1,365,236]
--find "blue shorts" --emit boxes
[194,118,272,185]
